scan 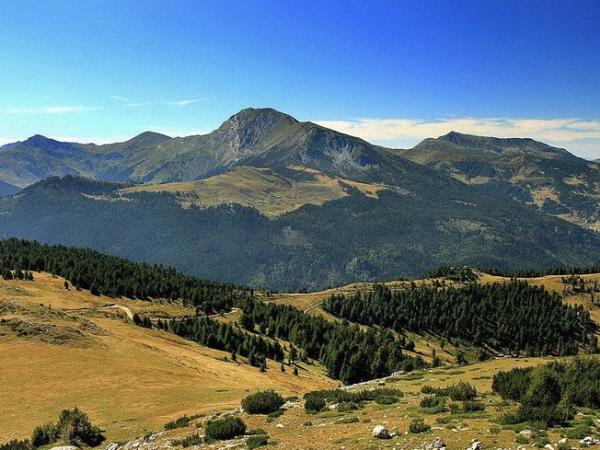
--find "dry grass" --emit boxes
[0,274,335,442]
[119,165,395,217]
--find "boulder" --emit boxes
[580,436,600,446]
[432,437,447,450]
[467,440,481,450]
[544,444,554,450]
[558,438,568,445]
[372,425,391,439]
[519,430,532,439]
[106,444,119,450]
[49,447,79,450]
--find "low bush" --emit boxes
[304,388,402,412]
[205,416,246,440]
[57,408,105,447]
[462,401,485,412]
[242,390,285,415]
[164,415,192,430]
[0,440,34,450]
[337,402,359,412]
[335,416,359,424]
[247,434,269,449]
[31,424,58,447]
[409,419,431,433]
[172,434,202,448]
[420,396,443,408]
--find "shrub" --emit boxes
[375,394,399,405]
[0,441,34,450]
[304,394,326,413]
[337,402,359,412]
[247,434,269,449]
[172,434,202,448]
[242,390,285,415]
[516,435,530,445]
[31,424,58,447]
[335,416,359,424]
[448,382,477,401]
[164,415,192,430]
[409,419,431,433]
[420,396,442,408]
[304,387,402,412]
[462,401,485,412]
[205,416,246,440]
[56,408,104,446]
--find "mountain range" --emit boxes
[0,108,599,289]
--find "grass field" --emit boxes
[0,274,336,442]
[125,355,597,450]
[119,165,393,217]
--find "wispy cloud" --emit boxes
[315,117,600,144]
[315,117,600,158]
[1,105,92,114]
[109,95,201,108]
[168,98,201,107]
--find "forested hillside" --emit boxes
[1,175,600,290]
[0,238,252,313]
[324,282,596,356]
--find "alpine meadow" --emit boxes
[1,2,600,450]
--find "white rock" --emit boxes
[467,440,481,450]
[106,444,119,450]
[519,430,532,438]
[49,447,78,450]
[558,438,568,445]
[432,437,447,449]
[275,423,285,428]
[544,444,554,450]
[372,425,391,439]
[580,436,600,446]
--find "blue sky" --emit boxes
[1,0,600,158]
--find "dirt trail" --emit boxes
[105,304,134,320]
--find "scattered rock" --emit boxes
[372,425,391,439]
[580,436,600,446]
[467,440,481,450]
[519,430,533,439]
[106,444,119,450]
[431,436,447,450]
[49,447,79,450]
[558,438,568,445]
[544,444,554,450]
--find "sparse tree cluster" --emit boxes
[239,300,426,384]
[492,359,600,426]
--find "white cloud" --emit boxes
[168,98,201,107]
[314,116,600,159]
[1,105,92,114]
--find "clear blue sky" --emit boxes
[1,0,600,157]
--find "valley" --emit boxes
[1,242,599,449]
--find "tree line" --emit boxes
[238,299,426,384]
[164,316,284,368]
[324,281,595,356]
[0,238,252,313]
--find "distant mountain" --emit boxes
[400,131,600,230]
[0,108,408,187]
[1,174,599,290]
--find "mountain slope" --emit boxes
[400,131,600,230]
[0,180,19,197]
[2,175,599,290]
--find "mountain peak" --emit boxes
[128,131,172,145]
[219,108,300,135]
[23,134,57,146]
